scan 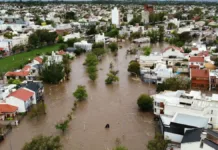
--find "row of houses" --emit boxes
[139,45,218,90]
[0,80,43,120]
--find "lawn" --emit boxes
[0,44,61,74]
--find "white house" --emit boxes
[6,88,36,112]
[46,51,63,66]
[95,33,105,43]
[181,129,218,150]
[141,10,149,24]
[63,33,80,42]
[160,112,209,143]
[139,53,163,68]
[74,40,92,51]
[153,90,218,128]
[142,63,174,84]
[0,84,17,101]
[111,7,120,27]
[162,46,184,58]
[127,13,133,23]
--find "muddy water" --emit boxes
[0,42,167,150]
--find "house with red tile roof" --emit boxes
[0,104,18,121]
[189,56,205,69]
[33,56,43,64]
[190,69,209,90]
[6,88,36,112]
[162,46,184,59]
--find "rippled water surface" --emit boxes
[0,42,168,150]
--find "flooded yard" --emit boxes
[0,42,159,150]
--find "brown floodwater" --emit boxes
[0,42,166,150]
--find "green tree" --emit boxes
[92,42,104,49]
[65,11,77,20]
[87,65,98,81]
[156,76,190,93]
[73,85,88,101]
[137,94,153,111]
[143,46,151,56]
[57,35,64,43]
[129,14,142,25]
[167,22,177,30]
[147,133,170,150]
[158,25,165,42]
[128,61,140,76]
[67,38,81,47]
[92,48,105,57]
[8,79,21,85]
[86,25,98,35]
[105,71,119,84]
[108,42,118,53]
[105,26,119,37]
[4,32,13,39]
[55,120,69,133]
[113,146,128,150]
[214,57,218,67]
[63,55,71,80]
[29,102,46,120]
[40,61,65,84]
[147,30,159,43]
[22,135,62,150]
[59,44,67,51]
[85,53,98,66]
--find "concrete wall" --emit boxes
[181,142,215,150]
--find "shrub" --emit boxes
[137,94,153,111]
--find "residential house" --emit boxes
[6,88,36,113]
[153,90,218,129]
[33,56,43,64]
[0,84,17,101]
[139,53,163,68]
[142,63,174,84]
[127,13,133,23]
[210,70,218,90]
[74,40,92,51]
[20,80,43,102]
[0,104,18,121]
[181,129,218,150]
[46,51,63,66]
[159,112,209,143]
[190,69,209,90]
[162,46,185,67]
[63,33,80,42]
[189,56,205,69]
[95,33,105,43]
[56,24,72,35]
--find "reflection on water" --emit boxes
[0,42,167,150]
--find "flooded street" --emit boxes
[0,42,159,150]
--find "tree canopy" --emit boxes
[147,133,170,150]
[22,135,62,150]
[40,61,65,84]
[137,94,153,111]
[128,60,140,76]
[73,85,88,101]
[156,76,190,93]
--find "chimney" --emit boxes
[200,131,207,148]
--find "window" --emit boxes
[155,102,157,106]
[211,117,213,122]
[154,108,156,112]
[211,110,213,114]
